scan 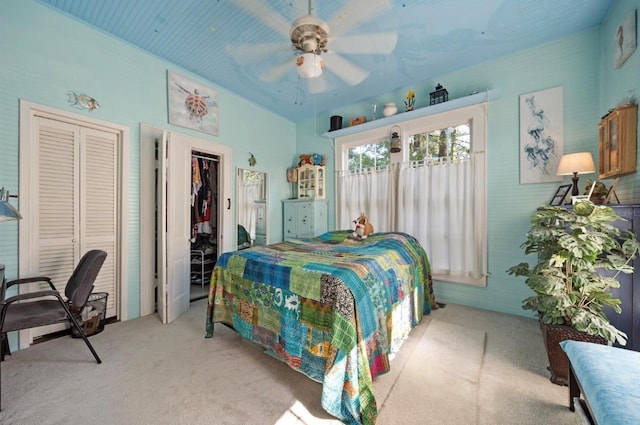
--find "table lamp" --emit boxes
[557,152,596,196]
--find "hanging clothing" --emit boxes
[192,157,202,197]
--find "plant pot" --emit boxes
[540,322,607,386]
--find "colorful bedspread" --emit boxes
[205,231,434,425]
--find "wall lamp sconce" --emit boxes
[557,152,596,196]
[390,125,402,153]
[1,187,21,291]
[0,187,22,222]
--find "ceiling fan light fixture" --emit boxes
[290,14,330,53]
[296,52,323,79]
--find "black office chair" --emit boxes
[0,249,107,410]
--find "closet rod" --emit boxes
[191,153,219,162]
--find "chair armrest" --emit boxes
[6,277,55,290]
[2,290,62,306]
[2,277,58,306]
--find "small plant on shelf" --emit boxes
[404,90,415,111]
[582,179,608,204]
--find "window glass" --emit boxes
[409,123,470,163]
[241,169,264,183]
[347,140,390,171]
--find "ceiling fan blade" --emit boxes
[326,0,391,37]
[323,53,369,86]
[307,77,331,94]
[226,42,292,65]
[330,32,398,55]
[232,0,291,38]
[260,57,294,82]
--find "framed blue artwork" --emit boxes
[519,86,564,184]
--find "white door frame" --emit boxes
[139,124,232,320]
[18,100,129,349]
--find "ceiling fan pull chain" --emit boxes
[294,76,305,106]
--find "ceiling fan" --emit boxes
[227,0,398,93]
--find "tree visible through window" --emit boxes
[347,140,390,171]
[409,124,470,163]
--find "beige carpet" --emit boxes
[0,300,575,424]
[376,320,486,424]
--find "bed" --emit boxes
[205,231,435,425]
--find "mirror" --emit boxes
[236,168,268,250]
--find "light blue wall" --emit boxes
[0,0,295,320]
[296,0,640,318]
[1,0,638,324]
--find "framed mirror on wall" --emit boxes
[236,168,268,250]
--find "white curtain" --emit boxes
[237,181,262,239]
[337,166,395,232]
[336,158,486,283]
[397,158,484,282]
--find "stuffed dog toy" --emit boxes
[351,212,374,240]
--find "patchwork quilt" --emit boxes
[205,231,434,425]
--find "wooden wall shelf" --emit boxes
[322,88,502,139]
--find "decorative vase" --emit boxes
[382,103,398,117]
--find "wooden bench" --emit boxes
[561,340,640,425]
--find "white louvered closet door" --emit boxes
[81,127,117,317]
[33,117,118,330]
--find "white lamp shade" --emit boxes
[296,53,323,79]
[557,152,595,175]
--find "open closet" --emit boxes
[190,152,219,300]
[140,124,233,324]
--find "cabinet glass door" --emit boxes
[608,116,619,173]
[298,166,315,198]
[598,104,637,178]
[317,167,325,198]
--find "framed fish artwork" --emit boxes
[167,70,219,136]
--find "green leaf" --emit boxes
[573,200,595,215]
[622,234,640,257]
[506,263,531,276]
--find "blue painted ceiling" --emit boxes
[38,0,613,122]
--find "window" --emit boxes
[335,103,487,286]
[347,140,390,171]
[408,124,471,163]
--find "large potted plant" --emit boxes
[507,200,640,385]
